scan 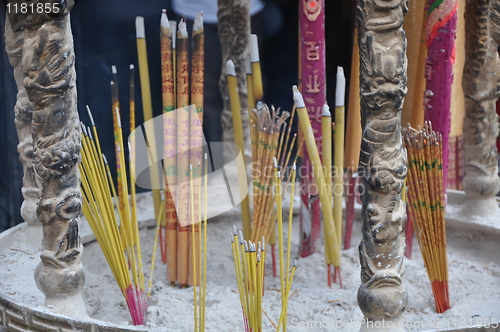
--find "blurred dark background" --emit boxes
[0,0,355,232]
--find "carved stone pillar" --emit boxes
[217,0,251,164]
[5,8,40,226]
[462,0,500,217]
[357,0,408,321]
[6,0,87,317]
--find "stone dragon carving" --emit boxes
[4,1,41,225]
[357,0,408,320]
[462,0,500,200]
[5,0,85,312]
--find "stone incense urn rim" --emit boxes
[1,190,499,332]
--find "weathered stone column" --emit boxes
[5,6,40,226]
[462,0,500,219]
[357,0,408,323]
[217,0,251,164]
[6,0,87,317]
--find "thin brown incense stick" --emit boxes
[282,133,298,175]
[176,17,190,287]
[279,104,297,167]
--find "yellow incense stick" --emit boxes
[321,104,333,267]
[136,16,162,224]
[344,28,362,175]
[147,197,165,298]
[189,12,204,289]
[176,17,190,287]
[293,86,340,268]
[334,67,346,246]
[276,262,297,332]
[249,34,263,103]
[198,153,208,332]
[246,54,255,109]
[274,159,285,310]
[227,59,251,240]
[283,164,296,331]
[189,165,198,332]
[161,10,178,282]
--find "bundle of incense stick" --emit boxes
[80,102,162,325]
[248,104,294,244]
[158,11,205,288]
[247,103,300,278]
[403,122,450,313]
[231,232,297,332]
[190,156,208,332]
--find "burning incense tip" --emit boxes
[261,237,265,248]
[249,34,260,62]
[86,105,95,126]
[102,154,108,165]
[190,164,193,170]
[88,128,93,140]
[233,225,238,236]
[204,153,207,160]
[277,171,281,178]
[273,156,278,168]
[292,86,305,108]
[169,21,177,46]
[226,60,236,76]
[335,66,346,107]
[161,10,169,28]
[129,64,134,70]
[81,123,88,136]
[193,12,204,32]
[292,163,296,171]
[112,65,117,74]
[322,103,331,117]
[178,18,188,37]
[294,260,298,267]
[135,16,145,38]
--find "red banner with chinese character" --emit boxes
[299,0,326,257]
